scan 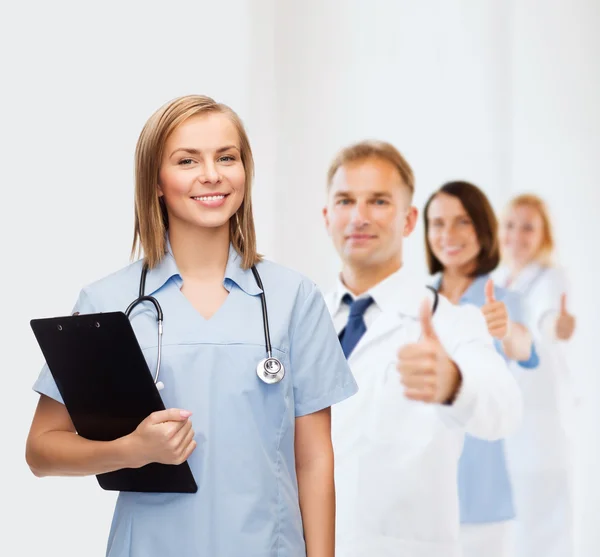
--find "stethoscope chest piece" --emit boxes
[257,357,285,384]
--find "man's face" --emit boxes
[323,157,417,270]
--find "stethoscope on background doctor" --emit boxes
[124,264,285,390]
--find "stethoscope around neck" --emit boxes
[124,263,285,391]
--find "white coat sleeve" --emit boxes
[532,267,569,340]
[435,301,523,440]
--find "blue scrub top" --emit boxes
[434,274,538,525]
[33,243,358,557]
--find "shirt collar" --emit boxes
[143,238,262,297]
[460,274,490,304]
[431,272,491,305]
[223,244,263,296]
[331,276,361,314]
[332,267,426,318]
[506,262,545,291]
[143,244,180,296]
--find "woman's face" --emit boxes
[500,204,545,267]
[158,112,246,233]
[426,193,481,274]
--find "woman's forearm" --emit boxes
[297,453,335,557]
[502,322,533,362]
[26,431,137,478]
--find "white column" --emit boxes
[509,1,600,554]
[272,0,512,290]
[246,0,279,258]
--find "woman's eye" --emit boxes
[179,158,193,165]
[219,155,236,162]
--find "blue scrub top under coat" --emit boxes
[433,274,538,525]
[33,243,358,557]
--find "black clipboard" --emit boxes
[30,311,198,494]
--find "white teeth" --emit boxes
[193,195,225,201]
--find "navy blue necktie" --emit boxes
[339,294,374,358]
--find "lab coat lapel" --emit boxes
[331,310,408,459]
[344,271,425,362]
[348,310,406,362]
[323,295,403,364]
[510,263,545,294]
[324,269,423,364]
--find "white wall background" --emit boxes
[1,1,598,555]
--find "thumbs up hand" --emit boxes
[481,279,510,339]
[556,293,576,341]
[396,298,462,404]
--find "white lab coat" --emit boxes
[493,263,576,557]
[327,270,523,557]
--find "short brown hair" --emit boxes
[424,181,500,276]
[131,94,261,269]
[503,194,555,265]
[326,140,415,194]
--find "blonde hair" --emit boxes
[326,140,415,195]
[131,94,261,269]
[503,193,555,265]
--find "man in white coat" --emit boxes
[322,140,523,557]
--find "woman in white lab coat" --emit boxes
[494,193,577,557]
[424,181,538,557]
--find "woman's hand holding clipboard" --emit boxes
[127,408,197,468]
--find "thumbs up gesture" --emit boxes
[396,298,461,404]
[556,293,576,340]
[481,279,509,339]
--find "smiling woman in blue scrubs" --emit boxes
[423,181,539,557]
[25,95,358,557]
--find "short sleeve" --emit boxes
[289,281,358,417]
[32,288,96,404]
